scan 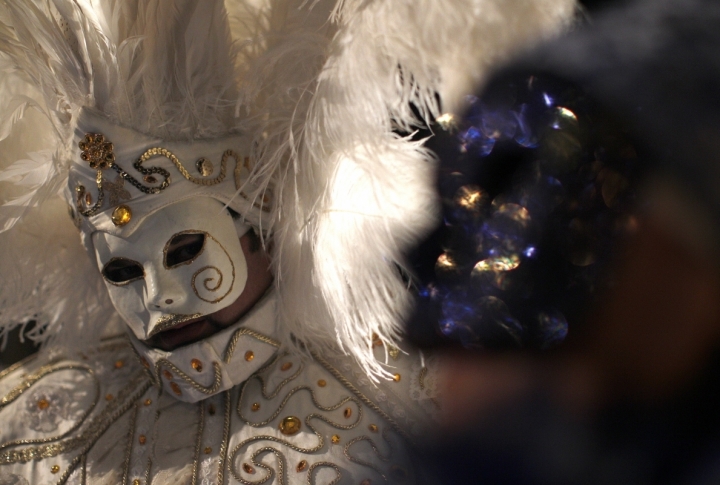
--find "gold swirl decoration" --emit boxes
[188,233,235,304]
[230,362,363,483]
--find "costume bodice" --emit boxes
[0,336,439,485]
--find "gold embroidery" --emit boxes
[223,328,280,363]
[154,360,222,396]
[343,436,393,483]
[307,462,341,485]
[190,234,235,304]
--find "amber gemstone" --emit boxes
[243,463,255,474]
[37,399,50,410]
[296,460,308,472]
[280,362,293,371]
[133,480,141,485]
[368,424,378,433]
[251,403,260,412]
[344,407,352,419]
[278,416,302,436]
[317,380,326,387]
[51,465,60,474]
[244,351,254,362]
[144,399,152,406]
[114,360,124,369]
[170,382,182,396]
[191,359,203,372]
[138,435,147,445]
[331,434,341,444]
[85,193,92,205]
[105,394,114,401]
[163,370,173,380]
[204,447,212,454]
[111,205,132,226]
[144,175,157,184]
[393,373,401,382]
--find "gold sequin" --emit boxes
[163,370,173,380]
[196,158,214,177]
[105,393,114,401]
[204,447,212,454]
[191,359,203,372]
[37,399,49,410]
[170,382,182,396]
[393,373,401,382]
[368,424,378,433]
[296,460,308,472]
[243,463,255,474]
[51,465,60,474]
[317,379,326,387]
[144,399,152,406]
[138,435,147,445]
[244,351,254,362]
[251,403,260,412]
[331,434,341,444]
[111,205,132,227]
[280,362,293,371]
[344,407,352,418]
[114,360,124,369]
[278,416,302,436]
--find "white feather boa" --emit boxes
[0,0,575,378]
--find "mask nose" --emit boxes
[144,265,184,311]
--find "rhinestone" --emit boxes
[170,382,182,396]
[138,435,147,445]
[296,460,308,472]
[243,463,255,474]
[191,359,203,372]
[204,447,212,454]
[331,434,340,444]
[317,380,326,387]
[144,175,157,184]
[368,424,378,433]
[105,394,114,401]
[208,404,216,415]
[251,403,260,412]
[344,407,352,418]
[196,158,214,177]
[280,362,293,371]
[111,205,132,226]
[51,465,60,474]
[393,373,401,382]
[278,416,302,436]
[114,360,124,369]
[244,351,254,362]
[144,399,152,406]
[37,399,49,410]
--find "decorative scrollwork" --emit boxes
[189,234,235,304]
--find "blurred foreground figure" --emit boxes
[0,0,575,483]
[409,0,720,483]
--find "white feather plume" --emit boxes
[0,0,576,378]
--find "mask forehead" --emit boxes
[92,197,248,341]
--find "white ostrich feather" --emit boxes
[0,0,576,378]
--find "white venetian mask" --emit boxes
[92,197,249,344]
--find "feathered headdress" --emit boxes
[0,0,575,378]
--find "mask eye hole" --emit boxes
[102,258,144,286]
[164,232,206,268]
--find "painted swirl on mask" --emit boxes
[190,233,236,304]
